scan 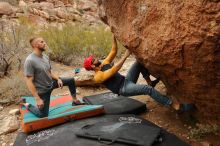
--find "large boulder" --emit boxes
[28,14,47,26]
[97,0,220,121]
[56,9,69,19]
[19,0,27,8]
[0,2,14,16]
[39,2,54,11]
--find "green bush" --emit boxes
[40,24,124,65]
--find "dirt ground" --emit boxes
[0,58,219,146]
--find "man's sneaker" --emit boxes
[72,100,85,106]
[18,98,26,106]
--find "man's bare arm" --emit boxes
[102,35,118,65]
[26,76,39,97]
[50,70,63,88]
[25,76,44,108]
[50,71,59,80]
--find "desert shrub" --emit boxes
[40,23,125,65]
[0,72,30,104]
[0,18,36,77]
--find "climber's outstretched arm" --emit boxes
[102,35,118,65]
[94,49,131,83]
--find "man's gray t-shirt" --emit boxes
[24,53,53,94]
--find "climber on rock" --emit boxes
[82,34,194,112]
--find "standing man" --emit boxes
[83,35,194,112]
[22,37,81,118]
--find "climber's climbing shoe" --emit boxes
[150,78,160,88]
[177,103,196,114]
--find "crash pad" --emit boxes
[76,121,161,146]
[14,115,189,146]
[20,95,104,133]
[83,92,147,114]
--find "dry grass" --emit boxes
[0,72,30,104]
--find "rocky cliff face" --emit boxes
[97,0,220,121]
[0,0,101,26]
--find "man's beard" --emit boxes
[39,48,45,52]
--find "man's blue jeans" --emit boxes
[27,77,76,118]
[119,61,172,106]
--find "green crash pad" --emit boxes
[21,95,104,123]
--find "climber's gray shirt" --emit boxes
[24,52,53,94]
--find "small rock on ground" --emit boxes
[0,116,19,135]
[9,109,20,115]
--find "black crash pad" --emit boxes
[76,121,161,146]
[83,92,147,114]
[13,115,189,146]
